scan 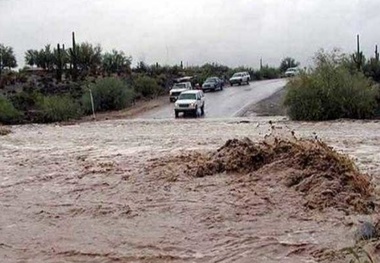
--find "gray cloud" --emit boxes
[1,0,380,68]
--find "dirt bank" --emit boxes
[1,118,380,262]
[76,95,168,123]
[242,88,287,117]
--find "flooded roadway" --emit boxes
[1,118,380,262]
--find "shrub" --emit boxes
[9,91,41,111]
[133,75,162,98]
[363,58,380,83]
[35,95,81,123]
[251,67,280,81]
[0,96,22,124]
[82,77,136,113]
[260,66,281,79]
[284,50,379,121]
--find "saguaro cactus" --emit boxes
[352,34,364,70]
[69,32,78,80]
[375,45,379,62]
[56,43,63,82]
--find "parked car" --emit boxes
[169,82,192,102]
[202,77,224,92]
[284,67,300,77]
[174,90,205,118]
[229,72,250,86]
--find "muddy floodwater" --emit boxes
[1,117,380,263]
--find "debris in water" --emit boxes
[355,221,378,241]
[0,126,11,136]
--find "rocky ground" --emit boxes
[1,117,380,262]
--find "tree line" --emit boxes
[1,32,132,80]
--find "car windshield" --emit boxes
[205,78,217,82]
[178,93,196,100]
[173,83,186,89]
[233,73,242,77]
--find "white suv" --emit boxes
[229,72,250,86]
[169,82,192,102]
[284,67,300,77]
[174,90,205,118]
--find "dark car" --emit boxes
[202,77,224,92]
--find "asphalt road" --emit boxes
[140,79,288,119]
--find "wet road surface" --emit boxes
[140,79,287,119]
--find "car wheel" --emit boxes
[238,81,242,86]
[220,85,223,91]
[175,111,179,118]
[194,107,198,118]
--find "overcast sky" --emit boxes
[1,0,380,68]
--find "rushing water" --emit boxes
[0,118,379,262]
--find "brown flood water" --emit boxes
[0,117,380,262]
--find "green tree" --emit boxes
[24,45,55,70]
[0,44,17,74]
[76,42,102,74]
[25,49,39,67]
[102,50,132,76]
[135,61,149,74]
[41,45,55,70]
[279,57,300,72]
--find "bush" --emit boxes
[82,77,136,113]
[133,75,162,98]
[250,67,281,81]
[363,58,380,83]
[35,95,81,123]
[9,91,40,111]
[284,50,379,121]
[0,95,22,124]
